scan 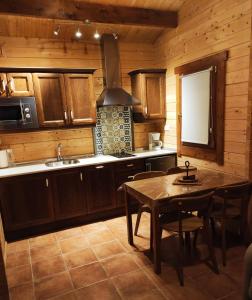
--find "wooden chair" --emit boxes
[212,182,252,266]
[133,171,167,237]
[159,191,218,286]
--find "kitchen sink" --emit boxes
[45,159,80,167]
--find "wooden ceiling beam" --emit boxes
[0,0,178,28]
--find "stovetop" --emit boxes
[110,152,136,158]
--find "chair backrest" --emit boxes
[133,171,166,181]
[215,182,251,201]
[170,191,215,216]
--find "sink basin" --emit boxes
[45,159,80,167]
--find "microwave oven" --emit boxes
[0,97,39,130]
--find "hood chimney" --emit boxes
[96,34,140,106]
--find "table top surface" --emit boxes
[124,169,248,206]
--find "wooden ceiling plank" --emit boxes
[0,0,178,28]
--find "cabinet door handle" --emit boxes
[126,164,134,167]
[80,172,83,181]
[64,111,68,121]
[96,165,104,169]
[45,178,49,187]
[70,110,73,121]
[127,175,134,180]
[144,106,148,116]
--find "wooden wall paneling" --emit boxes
[155,0,251,177]
[0,37,159,162]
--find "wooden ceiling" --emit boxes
[0,0,186,43]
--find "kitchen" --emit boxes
[0,0,251,299]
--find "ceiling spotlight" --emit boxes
[94,30,100,40]
[53,26,60,36]
[75,28,82,39]
[113,33,118,40]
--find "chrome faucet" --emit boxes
[56,143,63,161]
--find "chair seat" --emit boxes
[162,215,203,233]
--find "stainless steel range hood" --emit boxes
[96,34,140,107]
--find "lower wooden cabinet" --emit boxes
[86,164,116,213]
[115,159,145,207]
[0,173,54,231]
[51,169,88,220]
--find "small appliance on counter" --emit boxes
[0,148,13,168]
[148,132,163,150]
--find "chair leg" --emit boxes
[205,220,219,274]
[221,218,227,266]
[193,230,198,249]
[134,205,143,236]
[150,213,154,252]
[177,232,184,286]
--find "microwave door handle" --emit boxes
[20,102,25,121]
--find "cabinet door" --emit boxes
[144,74,166,119]
[52,169,87,220]
[64,74,96,125]
[33,73,68,127]
[86,164,116,213]
[0,174,54,231]
[6,73,34,96]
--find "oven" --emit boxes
[0,97,39,130]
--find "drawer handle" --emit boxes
[80,172,83,181]
[70,110,73,121]
[45,178,49,187]
[96,165,104,169]
[64,111,68,121]
[126,164,134,167]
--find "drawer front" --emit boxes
[115,159,145,172]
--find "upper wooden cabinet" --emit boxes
[33,71,96,128]
[129,69,166,120]
[0,72,34,97]
[33,73,68,127]
[64,74,96,125]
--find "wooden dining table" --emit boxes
[123,169,248,274]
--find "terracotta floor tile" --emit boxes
[82,222,109,234]
[32,255,66,280]
[9,282,35,300]
[101,253,139,277]
[50,291,77,300]
[59,235,88,254]
[112,269,156,299]
[86,229,115,246]
[7,264,32,288]
[126,288,165,300]
[128,251,152,267]
[34,272,73,300]
[159,279,214,300]
[29,233,56,248]
[69,261,107,288]
[222,258,244,288]
[63,248,97,269]
[93,240,125,260]
[75,279,121,300]
[56,227,83,240]
[6,250,30,269]
[221,291,242,300]
[196,272,237,299]
[30,243,61,262]
[6,240,29,254]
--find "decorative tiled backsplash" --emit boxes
[95,106,133,155]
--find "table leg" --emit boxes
[125,190,134,245]
[152,207,161,274]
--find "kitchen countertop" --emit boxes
[0,149,176,179]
